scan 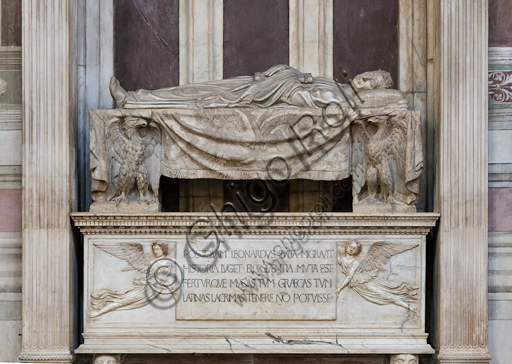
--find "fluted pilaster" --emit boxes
[434,1,491,363]
[20,1,77,362]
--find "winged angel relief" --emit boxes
[335,240,419,312]
[89,241,179,318]
[106,116,162,205]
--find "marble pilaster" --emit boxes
[179,0,223,85]
[433,1,491,363]
[19,0,77,362]
[289,0,333,78]
[77,0,114,211]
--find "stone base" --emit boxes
[72,212,438,356]
[353,203,416,214]
[76,337,434,354]
[89,201,160,213]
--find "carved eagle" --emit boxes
[106,116,162,205]
[351,111,409,205]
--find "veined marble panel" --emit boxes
[73,212,437,355]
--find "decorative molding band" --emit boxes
[289,0,333,78]
[488,47,512,110]
[489,231,512,247]
[435,351,493,364]
[0,47,21,65]
[179,0,223,85]
[489,47,512,64]
[71,213,439,236]
[18,353,74,363]
[0,165,21,189]
[0,108,22,131]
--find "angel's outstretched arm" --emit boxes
[160,281,178,301]
[154,266,178,300]
[335,260,360,296]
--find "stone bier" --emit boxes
[90,65,423,213]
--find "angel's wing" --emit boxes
[105,119,126,193]
[384,112,408,184]
[351,120,369,194]
[143,121,162,196]
[94,242,150,274]
[352,241,418,285]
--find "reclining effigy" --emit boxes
[89,65,422,213]
[73,65,437,361]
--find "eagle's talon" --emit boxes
[112,193,129,206]
[360,195,380,204]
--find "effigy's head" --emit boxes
[352,70,393,93]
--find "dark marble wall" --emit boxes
[223,0,289,78]
[114,0,179,91]
[333,0,399,86]
[489,0,512,47]
[1,0,21,46]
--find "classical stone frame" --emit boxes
[19,1,491,363]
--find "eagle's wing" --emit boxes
[143,121,162,196]
[93,242,150,274]
[105,119,126,193]
[352,241,418,285]
[351,120,369,195]
[384,112,408,184]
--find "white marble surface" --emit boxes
[433,1,491,363]
[73,212,437,355]
[0,321,22,362]
[0,232,21,362]
[19,1,78,363]
[0,130,21,165]
[489,129,512,164]
[176,239,337,321]
[489,319,512,364]
[289,0,333,79]
[179,0,223,85]
[0,47,22,189]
